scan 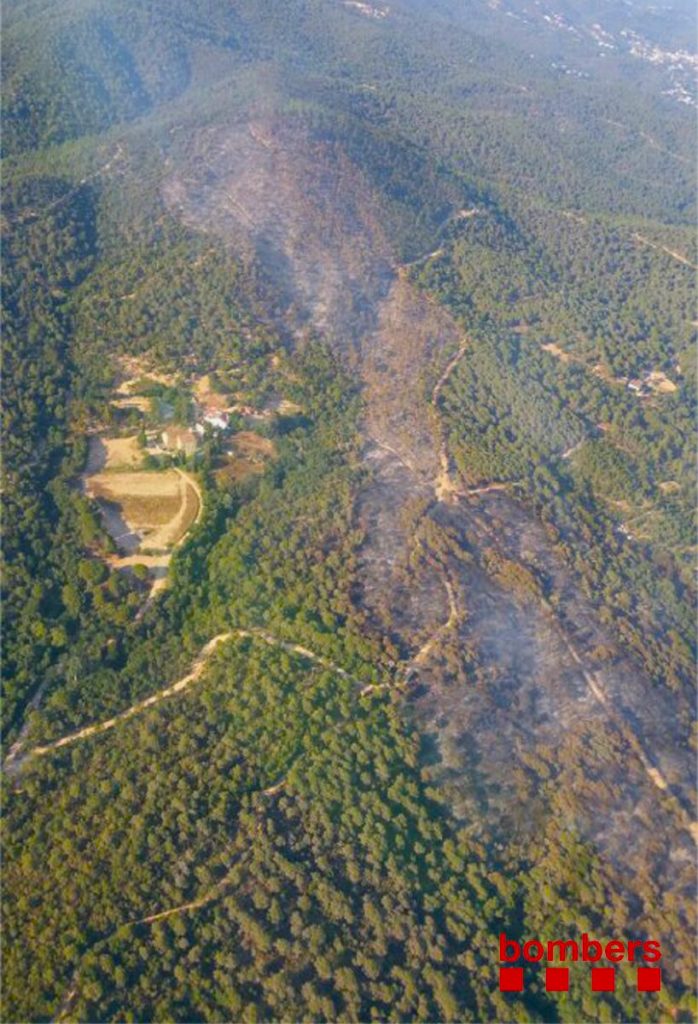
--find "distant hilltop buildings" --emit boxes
[198,411,230,432]
[161,426,198,456]
[161,411,233,457]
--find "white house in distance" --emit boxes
[194,411,230,436]
[204,411,230,430]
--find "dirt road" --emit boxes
[11,628,365,768]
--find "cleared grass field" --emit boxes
[87,469,200,552]
[144,473,200,549]
[86,435,144,473]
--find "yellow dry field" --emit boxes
[86,435,144,472]
[104,435,144,469]
[90,471,182,523]
[89,470,200,550]
[145,475,200,550]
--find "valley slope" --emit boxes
[2,2,696,1021]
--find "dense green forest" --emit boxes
[2,0,695,1021]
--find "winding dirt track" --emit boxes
[411,578,459,666]
[12,629,364,767]
[4,471,205,773]
[430,341,469,500]
[632,232,697,269]
[18,146,125,225]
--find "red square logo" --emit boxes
[591,967,615,992]
[637,967,661,992]
[499,967,523,992]
[546,967,569,992]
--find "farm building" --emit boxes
[161,426,198,456]
[202,411,230,431]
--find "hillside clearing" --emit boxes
[85,435,144,472]
[230,431,276,459]
[85,468,201,553]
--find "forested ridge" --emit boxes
[2,0,696,1021]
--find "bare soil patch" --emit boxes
[230,431,276,460]
[86,435,144,472]
[214,458,265,487]
[213,433,275,487]
[541,342,573,364]
[111,396,152,413]
[193,373,230,413]
[645,370,677,394]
